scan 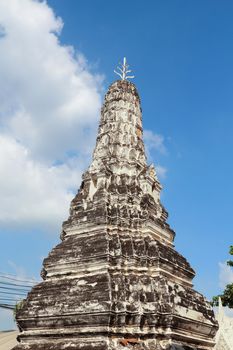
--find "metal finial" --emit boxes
[114,57,135,81]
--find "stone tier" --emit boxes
[15,230,217,350]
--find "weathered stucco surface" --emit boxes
[13,80,218,350]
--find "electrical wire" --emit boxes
[0,273,39,284]
[0,304,15,310]
[0,290,28,296]
[0,281,34,288]
[0,272,38,310]
[0,286,30,293]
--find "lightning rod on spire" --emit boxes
[114,57,135,81]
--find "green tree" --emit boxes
[212,245,233,308]
[227,245,233,267]
[13,300,25,320]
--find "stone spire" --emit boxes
[63,78,171,243]
[90,80,146,172]
[13,67,218,350]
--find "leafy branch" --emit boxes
[211,245,233,308]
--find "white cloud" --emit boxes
[0,134,86,230]
[219,262,233,289]
[0,0,103,229]
[144,130,167,155]
[0,0,102,162]
[144,129,167,179]
[6,260,40,282]
[156,165,167,179]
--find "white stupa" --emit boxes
[215,298,233,349]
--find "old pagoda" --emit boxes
[13,59,218,350]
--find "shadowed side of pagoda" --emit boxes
[13,78,218,350]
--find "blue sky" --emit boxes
[1,0,233,330]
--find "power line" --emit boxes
[0,281,32,289]
[0,304,15,310]
[0,290,27,296]
[0,273,39,284]
[0,286,30,293]
[0,272,38,310]
[0,296,19,299]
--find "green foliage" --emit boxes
[212,245,233,308]
[221,284,233,308]
[227,245,233,267]
[211,284,233,308]
[13,300,25,320]
[211,296,219,307]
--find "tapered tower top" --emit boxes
[89,78,146,174]
[65,63,173,245]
